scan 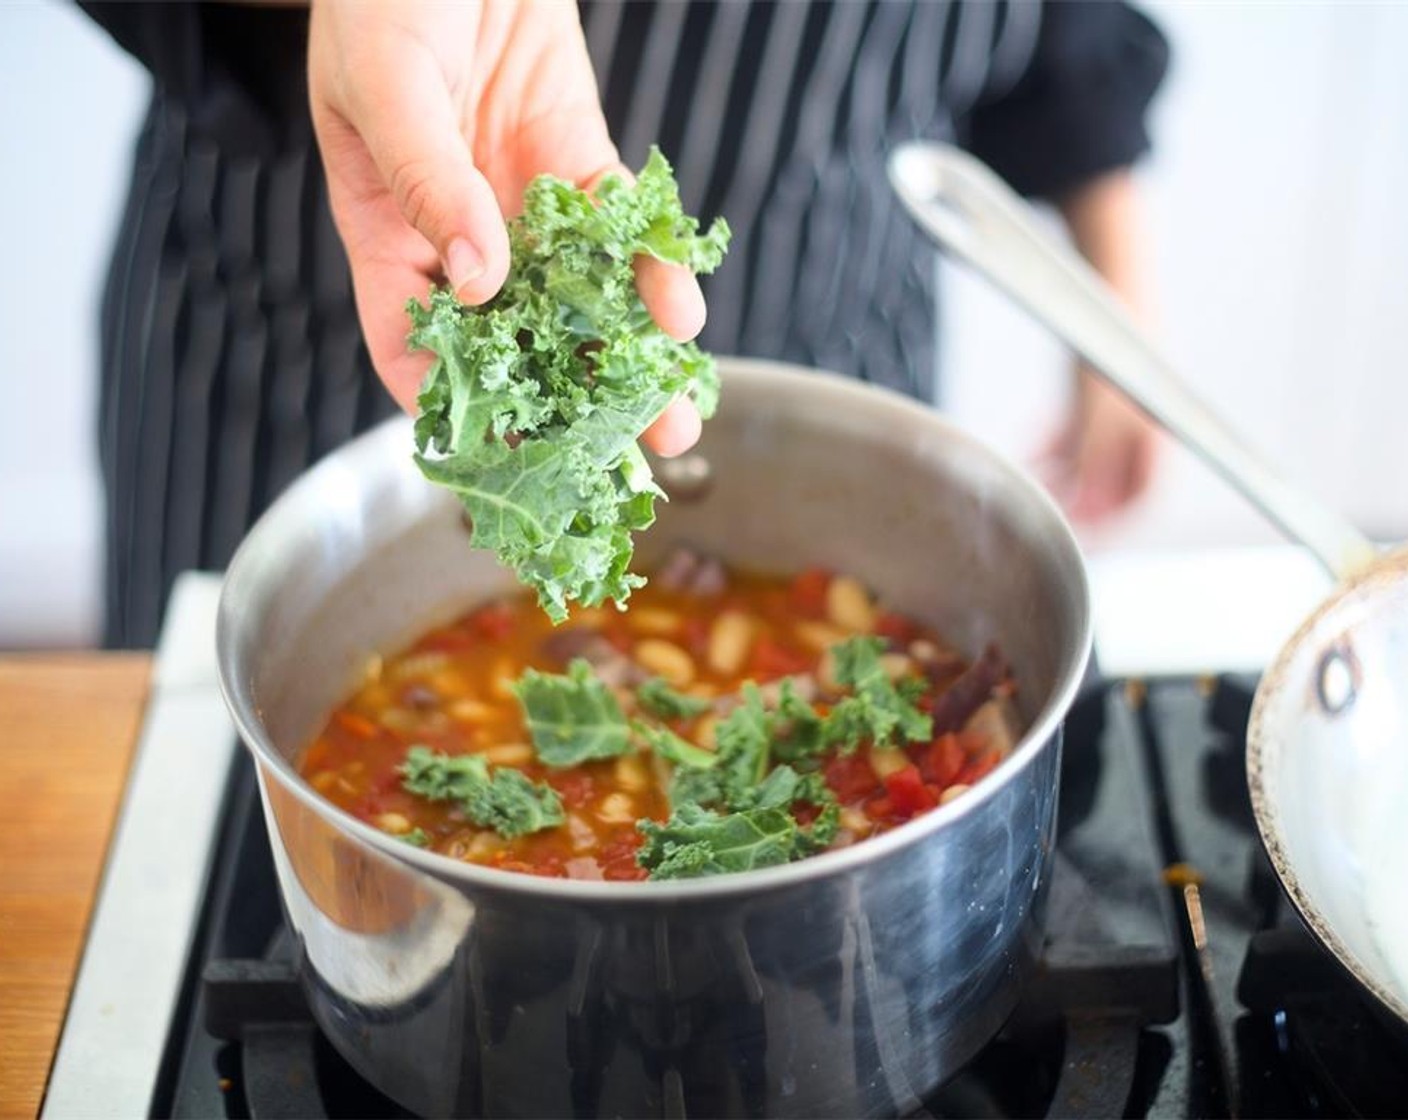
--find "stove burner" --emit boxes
[1236,924,1408,1118]
[199,937,1178,1120]
[159,677,1408,1119]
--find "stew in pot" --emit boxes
[299,551,1020,881]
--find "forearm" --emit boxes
[1057,169,1150,319]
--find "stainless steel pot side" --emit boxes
[216,359,1092,1119]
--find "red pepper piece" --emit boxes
[420,626,478,653]
[883,764,939,819]
[748,635,812,680]
[548,770,596,809]
[874,611,916,647]
[682,616,710,659]
[922,733,966,787]
[824,752,881,802]
[955,751,1001,787]
[470,602,516,642]
[864,795,895,822]
[789,568,831,617]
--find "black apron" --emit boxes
[84,1,1167,647]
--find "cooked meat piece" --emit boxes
[539,629,646,687]
[690,557,726,596]
[540,628,605,665]
[654,546,726,595]
[962,696,1023,756]
[713,673,818,714]
[928,644,1010,736]
[655,547,699,591]
[400,683,440,711]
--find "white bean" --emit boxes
[567,814,596,852]
[613,753,651,792]
[869,748,910,778]
[826,576,876,633]
[907,639,940,664]
[482,742,533,767]
[596,792,637,825]
[694,715,719,751]
[449,698,495,723]
[628,608,683,636]
[488,656,517,700]
[879,653,915,682]
[468,831,506,858]
[388,651,451,682]
[430,668,471,696]
[634,639,696,686]
[939,783,971,806]
[376,812,412,835]
[795,620,848,654]
[707,611,756,675]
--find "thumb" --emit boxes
[343,54,510,304]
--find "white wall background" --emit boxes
[943,0,1408,555]
[2,1,1406,648]
[0,1,149,646]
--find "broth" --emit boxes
[299,554,1018,880]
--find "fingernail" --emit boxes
[446,238,485,295]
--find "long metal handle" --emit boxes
[888,142,1378,582]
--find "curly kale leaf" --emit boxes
[822,637,933,752]
[636,676,713,721]
[631,720,718,772]
[409,147,731,621]
[399,746,563,839]
[513,659,632,767]
[636,803,802,879]
[637,782,840,881]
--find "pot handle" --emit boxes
[887,142,1378,582]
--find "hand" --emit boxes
[1038,365,1162,525]
[308,0,704,456]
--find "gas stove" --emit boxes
[41,556,1408,1118]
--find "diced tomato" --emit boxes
[921,733,965,787]
[549,770,597,809]
[748,635,813,680]
[603,626,634,654]
[600,834,647,881]
[874,611,916,647]
[792,802,821,828]
[824,752,880,802]
[470,602,516,642]
[682,616,710,659]
[419,627,478,653]
[603,859,649,882]
[863,795,894,822]
[955,751,1001,787]
[883,765,939,819]
[333,711,378,740]
[789,568,831,617]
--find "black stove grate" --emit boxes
[159,678,1408,1119]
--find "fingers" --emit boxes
[642,398,703,457]
[635,257,707,341]
[1038,382,1162,525]
[336,192,443,411]
[337,40,510,306]
[582,163,708,342]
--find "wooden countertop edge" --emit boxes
[0,653,153,1120]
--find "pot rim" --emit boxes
[217,357,1092,902]
[1245,547,1408,1025]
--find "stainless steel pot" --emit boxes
[216,359,1092,1118]
[890,143,1408,1029]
